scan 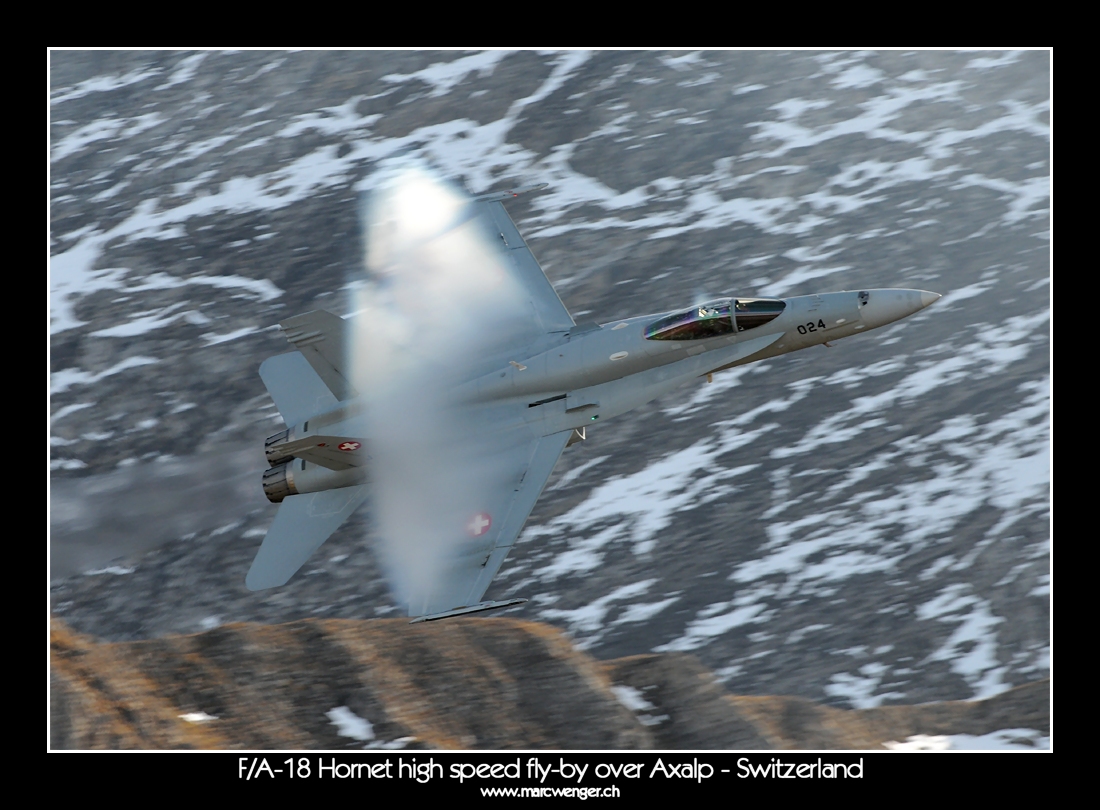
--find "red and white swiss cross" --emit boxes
[338,441,361,452]
[467,512,492,537]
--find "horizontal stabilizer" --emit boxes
[408,598,528,624]
[276,435,369,471]
[246,486,367,590]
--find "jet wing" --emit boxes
[375,427,572,619]
[349,167,575,618]
[473,192,575,334]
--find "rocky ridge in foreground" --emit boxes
[50,618,1048,750]
[51,50,1050,708]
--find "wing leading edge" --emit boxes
[475,195,574,334]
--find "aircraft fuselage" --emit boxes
[275,288,938,463]
[467,288,938,438]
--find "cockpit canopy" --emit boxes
[644,297,786,341]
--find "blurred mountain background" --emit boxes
[49,50,1050,745]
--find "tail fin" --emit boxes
[245,485,368,590]
[279,310,357,401]
[259,352,339,428]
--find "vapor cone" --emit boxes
[349,160,536,615]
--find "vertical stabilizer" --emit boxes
[258,352,340,427]
[279,310,357,401]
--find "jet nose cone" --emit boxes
[857,288,940,330]
[920,290,942,309]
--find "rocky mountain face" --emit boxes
[50,51,1049,717]
[51,618,1048,750]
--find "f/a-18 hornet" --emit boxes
[247,165,939,623]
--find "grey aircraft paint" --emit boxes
[246,184,939,621]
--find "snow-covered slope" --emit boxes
[49,50,1050,709]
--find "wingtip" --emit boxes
[472,183,549,203]
[408,598,528,623]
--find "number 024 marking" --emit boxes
[797,320,827,334]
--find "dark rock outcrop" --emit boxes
[50,619,1048,750]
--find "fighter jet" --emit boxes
[246,166,939,622]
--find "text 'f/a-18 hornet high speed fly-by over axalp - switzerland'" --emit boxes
[246,162,940,623]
